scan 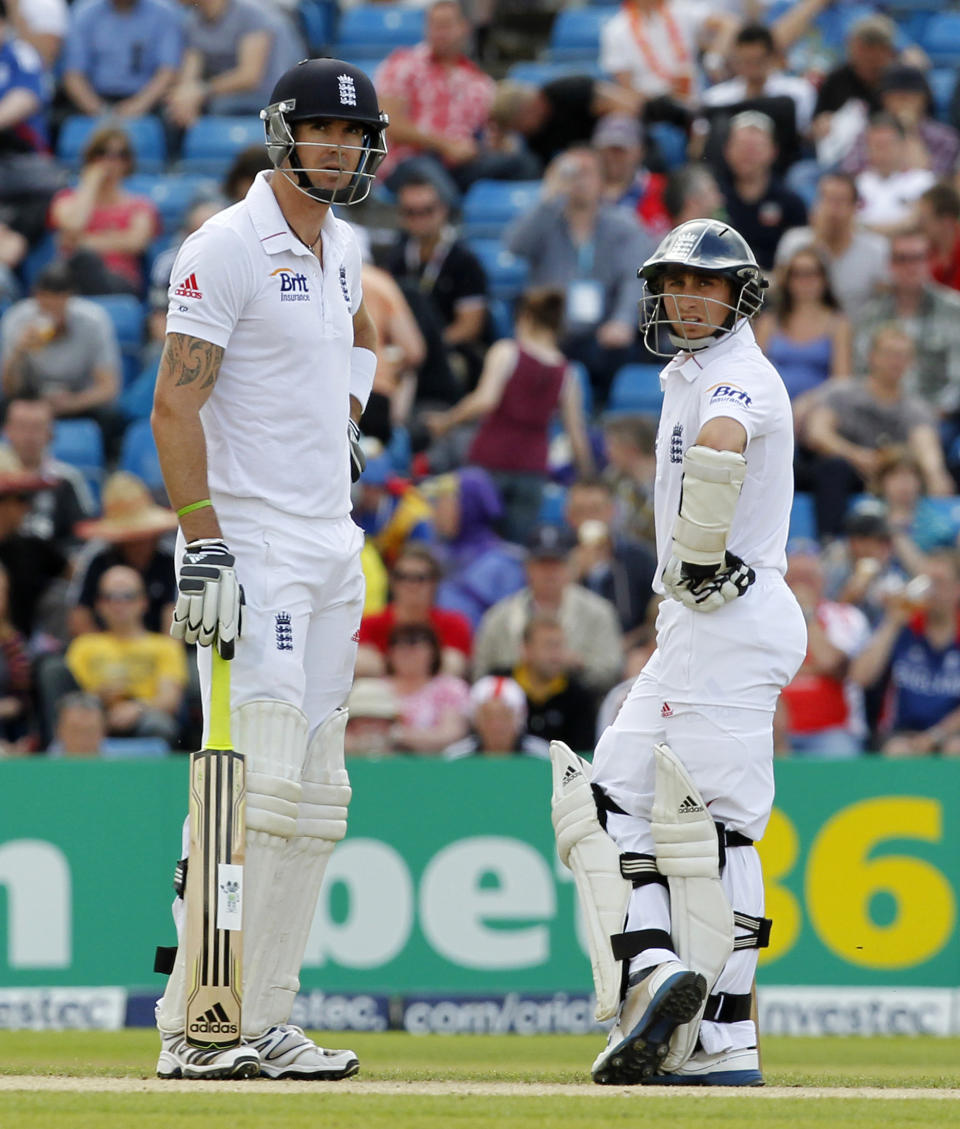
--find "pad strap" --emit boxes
[610,928,675,962]
[620,852,669,889]
[154,945,177,975]
[733,911,772,950]
[703,991,752,1024]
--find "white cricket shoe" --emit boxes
[592,961,707,1086]
[156,1033,260,1079]
[246,1024,359,1080]
[645,1045,763,1086]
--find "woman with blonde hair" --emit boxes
[49,125,160,295]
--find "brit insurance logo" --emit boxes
[271,267,311,302]
[706,382,752,408]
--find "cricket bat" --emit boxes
[184,650,246,1049]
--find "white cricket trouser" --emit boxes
[180,497,366,734]
[591,572,806,1052]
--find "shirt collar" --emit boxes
[664,319,757,385]
[246,170,345,259]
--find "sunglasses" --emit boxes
[392,571,435,583]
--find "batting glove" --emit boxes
[662,551,756,613]
[348,418,366,483]
[172,538,244,660]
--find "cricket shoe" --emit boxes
[644,1045,763,1086]
[156,1033,260,1079]
[591,961,707,1086]
[246,1024,359,1080]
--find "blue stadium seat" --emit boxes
[336,5,424,56]
[299,0,337,52]
[789,491,818,543]
[537,482,568,526]
[647,122,687,171]
[814,4,877,52]
[548,8,612,62]
[487,296,515,340]
[505,60,606,85]
[338,53,395,79]
[18,233,57,292]
[85,294,145,353]
[607,364,663,415]
[462,179,541,241]
[57,115,167,173]
[929,68,956,123]
[466,241,529,302]
[124,174,220,236]
[180,116,264,175]
[119,418,166,497]
[51,419,105,503]
[920,13,960,67]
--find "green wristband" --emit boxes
[177,498,212,518]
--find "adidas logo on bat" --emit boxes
[189,1002,238,1036]
[678,794,705,814]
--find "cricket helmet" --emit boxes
[261,58,389,205]
[637,218,767,355]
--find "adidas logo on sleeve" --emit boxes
[174,272,203,299]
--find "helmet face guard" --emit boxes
[261,97,388,206]
[639,266,766,357]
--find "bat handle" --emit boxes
[207,649,233,751]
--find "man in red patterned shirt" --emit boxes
[375,0,494,196]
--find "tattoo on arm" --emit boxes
[162,333,224,390]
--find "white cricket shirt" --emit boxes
[165,171,363,520]
[652,321,794,592]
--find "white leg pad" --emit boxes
[550,740,632,1022]
[156,699,308,1037]
[651,741,734,1071]
[243,707,351,1037]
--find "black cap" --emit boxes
[526,525,575,560]
[880,64,930,95]
[845,499,891,539]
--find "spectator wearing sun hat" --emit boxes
[67,471,178,638]
[443,674,549,759]
[344,676,401,759]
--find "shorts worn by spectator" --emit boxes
[0,262,123,457]
[444,673,549,759]
[60,0,183,118]
[64,564,187,746]
[472,524,624,696]
[69,471,179,638]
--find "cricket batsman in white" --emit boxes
[551,218,807,1085]
[150,58,388,1080]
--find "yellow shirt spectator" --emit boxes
[66,631,188,702]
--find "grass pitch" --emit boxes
[1,1031,959,1129]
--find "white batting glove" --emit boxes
[172,538,244,660]
[662,551,756,613]
[348,418,366,483]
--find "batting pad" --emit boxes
[244,707,351,1036]
[651,741,734,1071]
[550,740,632,1022]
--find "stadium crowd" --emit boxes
[3,0,960,760]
